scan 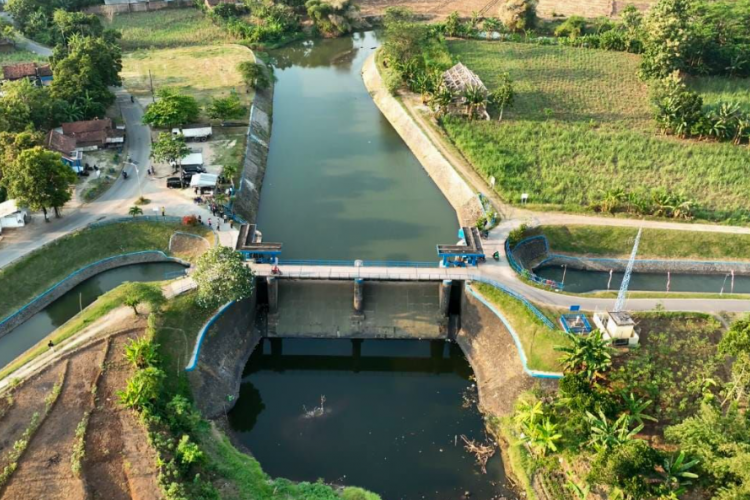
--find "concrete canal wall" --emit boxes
[362,53,483,227]
[234,59,274,224]
[512,235,750,276]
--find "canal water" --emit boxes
[536,265,750,294]
[229,339,510,500]
[0,262,185,369]
[257,31,458,261]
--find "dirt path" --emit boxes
[0,365,65,472]
[1,341,108,500]
[84,331,162,500]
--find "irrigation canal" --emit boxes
[0,262,185,369]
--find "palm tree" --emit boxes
[429,85,454,118]
[527,418,562,456]
[128,205,143,218]
[660,451,699,495]
[555,330,612,382]
[621,392,657,427]
[585,410,642,452]
[462,84,488,120]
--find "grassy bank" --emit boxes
[0,221,213,323]
[102,9,237,51]
[121,44,255,108]
[0,47,45,68]
[689,75,750,112]
[528,225,750,261]
[442,41,750,221]
[472,283,568,373]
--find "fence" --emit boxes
[505,236,565,290]
[277,259,441,268]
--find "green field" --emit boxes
[442,41,750,221]
[0,221,213,323]
[102,9,237,51]
[529,225,750,261]
[0,47,45,71]
[688,75,750,113]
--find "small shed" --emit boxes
[0,200,28,234]
[442,63,490,120]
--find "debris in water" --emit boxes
[461,435,496,474]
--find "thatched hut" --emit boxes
[442,63,490,120]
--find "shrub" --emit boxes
[589,439,660,498]
[124,337,160,369]
[498,0,537,32]
[719,317,750,356]
[118,366,165,410]
[182,215,198,226]
[176,434,204,468]
[554,16,586,39]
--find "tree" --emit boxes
[128,205,143,218]
[462,84,487,120]
[555,330,613,382]
[719,316,750,356]
[50,34,121,119]
[119,282,166,315]
[237,61,269,91]
[124,337,159,368]
[51,10,103,46]
[640,0,695,78]
[588,439,660,499]
[192,246,255,309]
[150,132,190,168]
[489,73,515,121]
[1,147,76,220]
[498,0,537,33]
[207,91,246,121]
[429,85,453,118]
[142,88,200,129]
[483,17,501,38]
[0,79,54,133]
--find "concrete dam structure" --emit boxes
[256,278,463,340]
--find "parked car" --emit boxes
[166,177,184,189]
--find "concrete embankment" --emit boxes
[0,251,187,339]
[361,53,483,226]
[234,59,274,224]
[512,235,750,276]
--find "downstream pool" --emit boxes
[229,339,509,500]
[536,265,750,294]
[257,31,457,261]
[0,262,186,369]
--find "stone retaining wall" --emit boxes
[0,252,185,339]
[234,60,274,223]
[362,53,483,226]
[188,292,259,418]
[84,0,192,15]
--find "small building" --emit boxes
[173,126,212,142]
[1,62,53,85]
[0,200,28,235]
[180,152,204,168]
[441,63,489,120]
[61,118,125,150]
[189,173,218,189]
[45,130,84,173]
[593,311,639,346]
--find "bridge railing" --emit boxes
[505,238,564,290]
[278,259,441,268]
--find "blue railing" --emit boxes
[472,275,557,330]
[277,259,441,268]
[505,236,564,290]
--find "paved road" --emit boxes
[0,13,53,57]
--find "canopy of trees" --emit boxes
[142,89,201,129]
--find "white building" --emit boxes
[593,311,639,346]
[0,200,28,235]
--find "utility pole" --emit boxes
[149,69,155,103]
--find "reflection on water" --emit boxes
[229,338,510,500]
[536,265,750,294]
[257,32,457,261]
[0,262,185,368]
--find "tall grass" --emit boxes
[443,41,750,221]
[103,9,237,51]
[688,75,750,113]
[0,48,45,68]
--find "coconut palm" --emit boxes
[555,330,612,382]
[128,205,143,218]
[462,84,488,120]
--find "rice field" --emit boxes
[102,9,238,51]
[442,41,750,221]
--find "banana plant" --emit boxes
[621,392,657,427]
[660,451,699,495]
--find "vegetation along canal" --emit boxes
[229,339,511,500]
[0,262,185,368]
[256,32,457,261]
[536,266,750,294]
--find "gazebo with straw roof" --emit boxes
[441,62,490,119]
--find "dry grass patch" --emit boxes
[121,44,255,107]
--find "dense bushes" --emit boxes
[206,0,301,45]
